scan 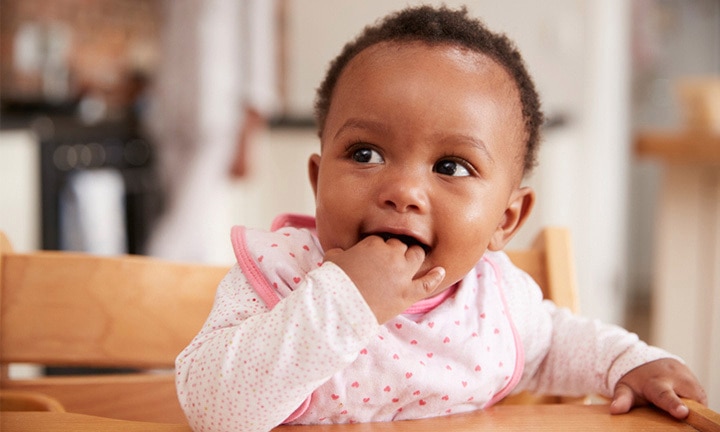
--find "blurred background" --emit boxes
[0,0,718,409]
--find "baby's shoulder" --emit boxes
[480,250,544,304]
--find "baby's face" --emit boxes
[309,41,532,291]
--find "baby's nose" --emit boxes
[377,170,429,213]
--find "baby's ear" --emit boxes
[488,186,535,251]
[308,153,321,198]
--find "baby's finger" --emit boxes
[415,266,445,297]
[404,243,426,265]
[646,382,689,419]
[610,382,636,415]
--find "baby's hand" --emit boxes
[610,358,707,419]
[324,235,445,324]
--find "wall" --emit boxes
[0,130,41,252]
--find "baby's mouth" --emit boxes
[364,232,431,255]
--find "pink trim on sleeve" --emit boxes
[230,225,313,423]
[231,226,281,309]
[483,256,526,407]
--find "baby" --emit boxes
[176,5,706,431]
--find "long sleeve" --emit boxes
[498,253,678,398]
[175,262,379,432]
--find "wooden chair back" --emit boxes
[0,231,227,423]
[0,227,576,423]
[505,226,579,313]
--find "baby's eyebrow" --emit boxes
[334,118,391,139]
[438,133,495,165]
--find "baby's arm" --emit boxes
[175,263,379,432]
[514,295,707,418]
[500,254,706,417]
[515,301,663,398]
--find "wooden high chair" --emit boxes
[0,231,227,423]
[0,226,664,424]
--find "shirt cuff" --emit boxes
[606,342,683,393]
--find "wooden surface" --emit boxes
[0,404,706,432]
[534,226,579,312]
[0,231,228,423]
[2,373,183,423]
[685,399,720,432]
[0,390,65,412]
[0,411,193,432]
[0,250,227,368]
[635,130,720,165]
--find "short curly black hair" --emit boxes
[314,5,544,175]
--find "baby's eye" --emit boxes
[434,159,471,177]
[351,147,384,164]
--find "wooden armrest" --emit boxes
[683,398,720,432]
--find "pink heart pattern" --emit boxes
[218,223,519,425]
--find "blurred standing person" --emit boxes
[147,0,278,263]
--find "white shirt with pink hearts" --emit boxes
[175,215,677,432]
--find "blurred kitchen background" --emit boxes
[0,0,718,409]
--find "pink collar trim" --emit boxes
[402,284,458,315]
